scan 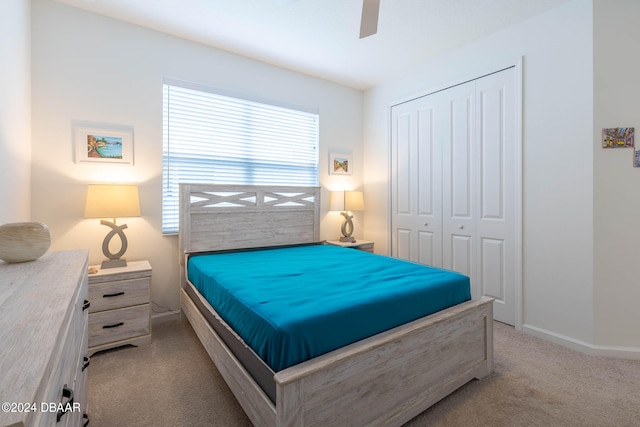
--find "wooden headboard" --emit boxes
[179,184,321,260]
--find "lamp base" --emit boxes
[339,212,356,243]
[101,258,127,269]
[99,219,130,269]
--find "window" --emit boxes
[162,79,319,234]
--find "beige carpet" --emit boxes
[88,315,640,426]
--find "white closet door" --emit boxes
[390,92,444,267]
[442,81,476,284]
[390,67,518,326]
[474,69,517,325]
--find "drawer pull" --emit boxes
[103,291,125,298]
[103,322,124,329]
[56,385,74,422]
[82,356,91,371]
[83,300,91,311]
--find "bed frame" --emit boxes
[179,184,494,426]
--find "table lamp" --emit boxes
[330,190,365,243]
[84,184,140,269]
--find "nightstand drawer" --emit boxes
[88,304,150,348]
[88,277,150,313]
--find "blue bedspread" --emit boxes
[187,244,470,372]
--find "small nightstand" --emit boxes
[325,239,375,253]
[87,260,152,355]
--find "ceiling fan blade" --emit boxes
[359,0,380,39]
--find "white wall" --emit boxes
[31,0,363,313]
[364,0,598,347]
[0,0,31,223]
[593,0,640,353]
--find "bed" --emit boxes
[179,184,494,426]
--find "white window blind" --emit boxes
[162,80,319,234]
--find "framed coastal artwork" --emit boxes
[330,153,352,175]
[74,125,134,164]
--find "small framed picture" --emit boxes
[74,125,134,164]
[330,153,352,175]
[602,127,634,148]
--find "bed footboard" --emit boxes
[274,296,493,426]
[183,282,493,427]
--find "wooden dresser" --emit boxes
[87,260,151,355]
[0,250,90,427]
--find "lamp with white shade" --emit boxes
[84,184,140,269]
[330,190,365,243]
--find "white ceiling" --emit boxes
[52,0,571,90]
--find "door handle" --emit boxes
[458,225,464,230]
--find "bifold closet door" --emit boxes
[390,68,517,325]
[441,81,476,284]
[390,90,446,267]
[472,70,517,325]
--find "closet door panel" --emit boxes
[395,113,412,216]
[450,95,472,219]
[442,82,475,279]
[391,95,443,267]
[475,69,516,325]
[479,84,505,220]
[450,234,472,277]
[391,109,416,260]
[481,238,505,302]
[418,107,437,218]
[417,105,442,267]
[396,228,412,261]
[418,230,437,266]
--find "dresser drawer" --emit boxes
[88,277,150,313]
[71,329,90,427]
[36,309,81,426]
[88,304,150,348]
[44,337,81,426]
[33,261,89,426]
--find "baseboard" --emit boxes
[522,324,640,360]
[590,344,640,360]
[522,324,593,354]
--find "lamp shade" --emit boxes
[84,184,141,219]
[344,191,364,211]
[330,190,364,211]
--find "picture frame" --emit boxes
[330,153,352,175]
[602,127,634,148]
[74,125,134,164]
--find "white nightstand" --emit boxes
[87,260,152,355]
[325,239,375,253]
